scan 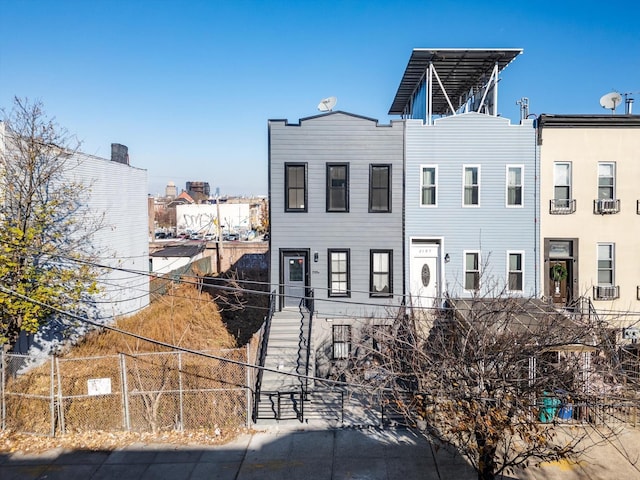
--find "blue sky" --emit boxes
[2,1,639,196]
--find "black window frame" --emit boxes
[285,162,308,212]
[332,324,351,360]
[370,249,393,297]
[326,163,349,212]
[369,164,391,213]
[328,248,350,297]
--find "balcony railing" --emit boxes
[593,285,620,300]
[550,199,576,214]
[593,198,620,214]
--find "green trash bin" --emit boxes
[539,392,561,423]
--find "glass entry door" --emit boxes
[283,254,306,308]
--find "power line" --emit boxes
[0,284,367,390]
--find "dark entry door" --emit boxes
[283,254,306,308]
[549,260,570,305]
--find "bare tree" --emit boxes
[0,97,101,350]
[336,292,637,480]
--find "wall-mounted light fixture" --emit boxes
[444,253,450,263]
[314,252,319,262]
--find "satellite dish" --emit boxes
[318,96,337,112]
[600,92,622,112]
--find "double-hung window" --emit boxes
[553,162,572,211]
[463,166,480,206]
[327,163,348,212]
[285,163,307,212]
[508,252,524,292]
[332,325,351,359]
[421,166,437,206]
[464,251,480,291]
[506,166,523,207]
[597,243,614,286]
[369,164,391,212]
[598,163,615,200]
[370,250,392,297]
[595,243,619,299]
[328,249,350,297]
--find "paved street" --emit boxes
[1,425,639,479]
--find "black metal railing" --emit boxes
[252,290,276,423]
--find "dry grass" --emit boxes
[70,282,237,355]
[1,282,245,452]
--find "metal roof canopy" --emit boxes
[389,48,522,122]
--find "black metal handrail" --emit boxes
[252,289,276,423]
[304,290,314,395]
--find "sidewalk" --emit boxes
[1,424,639,479]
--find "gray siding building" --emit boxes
[268,111,404,369]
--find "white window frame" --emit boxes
[462,165,480,207]
[507,251,524,293]
[554,162,572,202]
[420,165,438,207]
[597,243,615,287]
[506,165,524,207]
[597,162,616,201]
[463,250,481,292]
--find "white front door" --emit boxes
[410,241,441,310]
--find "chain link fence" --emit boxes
[1,345,256,436]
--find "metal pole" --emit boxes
[246,344,251,428]
[216,196,223,273]
[1,351,5,430]
[54,356,63,436]
[178,352,184,432]
[120,353,131,431]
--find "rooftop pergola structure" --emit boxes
[389,48,522,125]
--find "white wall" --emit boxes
[176,203,252,234]
[65,152,150,321]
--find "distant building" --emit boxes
[165,181,177,198]
[186,181,210,202]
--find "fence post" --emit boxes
[1,351,5,431]
[178,352,184,432]
[54,356,63,436]
[120,353,131,431]
[246,344,251,428]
